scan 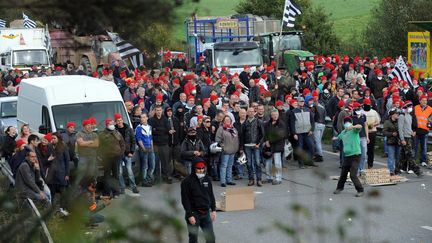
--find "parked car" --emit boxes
[0,96,17,134]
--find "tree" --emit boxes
[364,0,432,57]
[0,0,187,55]
[235,0,339,54]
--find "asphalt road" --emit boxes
[103,150,432,243]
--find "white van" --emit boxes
[17,75,131,133]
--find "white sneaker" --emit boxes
[400,169,406,173]
[59,208,70,217]
[421,162,428,167]
[407,170,414,174]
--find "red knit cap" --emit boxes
[16,139,26,148]
[156,93,163,101]
[210,94,218,102]
[44,133,53,142]
[275,100,284,107]
[66,121,76,128]
[114,113,122,120]
[82,119,91,127]
[338,100,345,108]
[105,118,113,126]
[363,98,371,105]
[89,117,97,125]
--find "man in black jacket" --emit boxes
[149,105,173,183]
[243,107,265,186]
[181,161,216,243]
[114,113,139,194]
[181,128,206,175]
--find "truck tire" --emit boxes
[80,56,92,73]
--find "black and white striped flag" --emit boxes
[130,53,145,69]
[107,31,143,69]
[0,19,6,28]
[44,24,52,58]
[23,13,37,28]
[282,0,302,28]
[388,56,413,88]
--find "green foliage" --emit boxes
[235,0,285,18]
[364,0,432,57]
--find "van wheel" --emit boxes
[80,57,92,74]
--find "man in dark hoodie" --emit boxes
[149,105,174,183]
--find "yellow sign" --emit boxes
[2,34,18,39]
[407,31,430,77]
[216,19,238,29]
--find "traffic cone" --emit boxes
[20,33,26,45]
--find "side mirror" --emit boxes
[38,125,50,134]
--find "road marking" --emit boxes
[421,226,432,231]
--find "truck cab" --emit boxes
[203,41,262,74]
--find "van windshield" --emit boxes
[12,50,49,66]
[51,101,130,131]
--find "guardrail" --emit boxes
[26,198,54,243]
[0,157,15,186]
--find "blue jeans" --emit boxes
[298,133,314,165]
[119,155,137,189]
[383,137,388,155]
[233,154,245,178]
[265,152,282,181]
[210,154,220,179]
[139,149,155,183]
[414,133,428,163]
[184,160,192,175]
[220,154,235,184]
[358,137,368,172]
[387,145,400,173]
[314,123,325,156]
[244,146,262,181]
[332,128,340,151]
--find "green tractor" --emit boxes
[253,31,314,73]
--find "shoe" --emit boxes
[142,182,152,187]
[421,162,428,167]
[272,180,281,185]
[407,170,414,174]
[390,172,395,176]
[257,181,263,187]
[132,187,139,193]
[314,156,324,162]
[299,165,306,169]
[221,183,226,187]
[234,175,242,180]
[416,171,424,177]
[266,179,273,184]
[400,169,405,173]
[59,208,70,217]
[120,189,125,194]
[355,192,364,197]
[212,177,220,181]
[227,182,236,186]
[333,189,343,194]
[247,180,255,186]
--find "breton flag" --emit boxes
[0,19,6,28]
[388,56,413,88]
[44,24,52,58]
[282,0,302,28]
[23,13,37,28]
[106,31,144,69]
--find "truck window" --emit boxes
[41,106,52,133]
[1,101,17,118]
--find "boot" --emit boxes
[247,180,254,186]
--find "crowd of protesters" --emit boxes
[1,54,432,222]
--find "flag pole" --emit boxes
[276,2,286,72]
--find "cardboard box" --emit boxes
[219,187,255,212]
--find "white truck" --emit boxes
[17,75,131,134]
[0,28,51,72]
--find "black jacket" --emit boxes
[115,123,136,155]
[181,173,216,218]
[166,115,181,146]
[264,119,286,153]
[326,96,341,119]
[383,119,399,145]
[180,138,206,161]
[197,126,212,152]
[242,118,265,145]
[3,134,16,161]
[149,115,171,145]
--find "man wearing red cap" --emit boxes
[397,101,423,176]
[62,122,79,170]
[98,118,125,196]
[363,98,380,169]
[350,102,369,174]
[76,119,99,178]
[414,95,432,166]
[114,113,139,193]
[181,160,216,243]
[370,69,386,116]
[239,65,251,88]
